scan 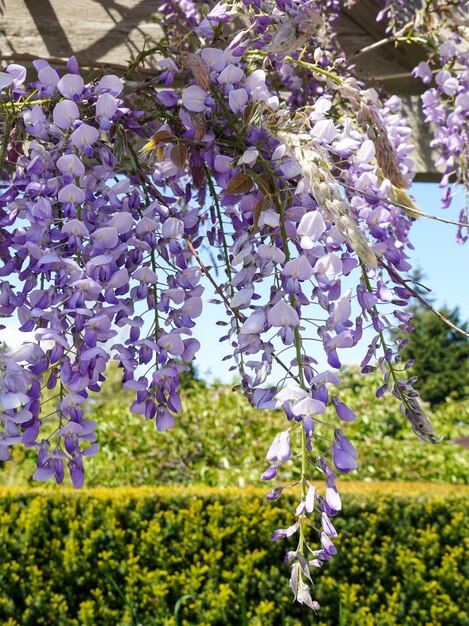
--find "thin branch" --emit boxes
[340,181,469,228]
[380,259,469,338]
[349,21,414,61]
[374,67,464,81]
[185,238,301,384]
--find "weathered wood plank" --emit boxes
[402,96,441,183]
[0,0,163,68]
[336,4,428,96]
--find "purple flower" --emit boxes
[0,72,13,91]
[332,397,356,422]
[332,430,358,474]
[96,74,123,96]
[71,123,100,149]
[56,154,85,176]
[162,217,184,239]
[156,90,179,107]
[0,6,460,612]
[282,257,313,281]
[239,311,265,334]
[95,93,118,130]
[229,88,248,113]
[297,211,326,248]
[412,62,432,84]
[58,184,86,204]
[218,64,244,84]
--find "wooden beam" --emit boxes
[401,96,442,183]
[335,0,428,95]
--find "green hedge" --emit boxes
[0,484,468,626]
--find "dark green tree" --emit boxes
[401,307,469,406]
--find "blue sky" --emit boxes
[192,182,469,382]
[405,183,469,319]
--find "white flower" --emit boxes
[268,300,299,327]
[239,311,265,334]
[297,211,326,249]
[237,147,258,166]
[282,256,313,281]
[218,64,244,84]
[182,85,207,112]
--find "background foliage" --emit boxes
[399,307,469,406]
[2,365,467,488]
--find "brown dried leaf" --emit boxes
[191,113,206,141]
[170,144,188,170]
[140,129,176,153]
[224,172,254,195]
[151,130,176,143]
[252,196,269,232]
[257,173,275,195]
[189,149,206,189]
[192,163,206,188]
[243,102,254,127]
[183,53,211,91]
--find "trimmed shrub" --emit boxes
[0,483,468,625]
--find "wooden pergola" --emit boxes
[0,0,439,180]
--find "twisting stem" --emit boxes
[204,164,234,294]
[0,114,12,173]
[204,163,247,373]
[284,57,344,87]
[379,259,469,338]
[185,238,300,384]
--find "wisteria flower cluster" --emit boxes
[0,0,467,612]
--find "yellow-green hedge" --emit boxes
[0,483,468,626]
